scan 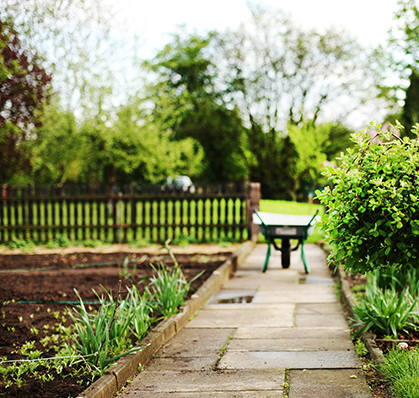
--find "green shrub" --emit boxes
[317,122,419,274]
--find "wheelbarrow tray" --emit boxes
[252,211,319,273]
[252,212,316,239]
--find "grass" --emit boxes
[380,348,419,398]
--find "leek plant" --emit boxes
[125,285,152,341]
[146,264,190,317]
[69,288,141,374]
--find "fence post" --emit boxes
[246,183,261,241]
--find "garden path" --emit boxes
[118,244,373,397]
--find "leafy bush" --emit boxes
[317,122,419,274]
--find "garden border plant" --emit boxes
[317,121,419,274]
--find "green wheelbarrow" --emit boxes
[252,209,319,273]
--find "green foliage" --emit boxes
[7,238,34,251]
[124,285,151,341]
[146,264,190,318]
[0,18,51,184]
[45,234,71,249]
[351,274,418,337]
[171,233,199,247]
[69,288,141,374]
[287,123,328,199]
[147,32,249,183]
[317,122,419,274]
[354,339,368,357]
[402,69,419,135]
[380,348,419,398]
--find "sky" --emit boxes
[118,0,401,54]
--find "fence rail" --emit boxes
[0,183,261,244]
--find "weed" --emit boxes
[45,234,71,249]
[83,239,102,248]
[130,238,150,249]
[7,238,34,252]
[354,339,368,357]
[214,334,234,369]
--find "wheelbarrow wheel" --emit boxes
[281,238,291,268]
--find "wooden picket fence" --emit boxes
[0,183,261,244]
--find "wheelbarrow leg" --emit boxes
[301,240,310,274]
[262,239,271,273]
[281,238,291,269]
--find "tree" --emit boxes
[146,33,249,183]
[210,3,381,198]
[0,19,51,183]
[214,4,382,132]
[1,0,131,116]
[402,68,419,133]
[384,0,419,134]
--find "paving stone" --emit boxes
[295,313,349,328]
[122,390,283,397]
[157,328,235,358]
[121,369,284,394]
[116,244,369,398]
[227,337,354,352]
[143,356,218,371]
[296,303,344,315]
[234,327,351,340]
[288,369,373,398]
[299,274,334,284]
[185,305,295,328]
[252,285,337,304]
[218,350,361,369]
[222,271,300,289]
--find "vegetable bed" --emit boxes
[0,250,230,397]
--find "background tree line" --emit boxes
[1,0,418,199]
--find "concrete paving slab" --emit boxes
[185,305,295,328]
[288,369,373,398]
[295,314,349,328]
[121,369,284,394]
[222,271,300,289]
[252,285,337,304]
[299,274,334,284]
[227,337,354,352]
[121,391,283,397]
[296,303,344,315]
[142,356,218,371]
[234,327,351,340]
[157,328,235,358]
[218,350,361,369]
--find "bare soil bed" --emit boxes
[0,248,232,398]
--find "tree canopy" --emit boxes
[0,18,51,183]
